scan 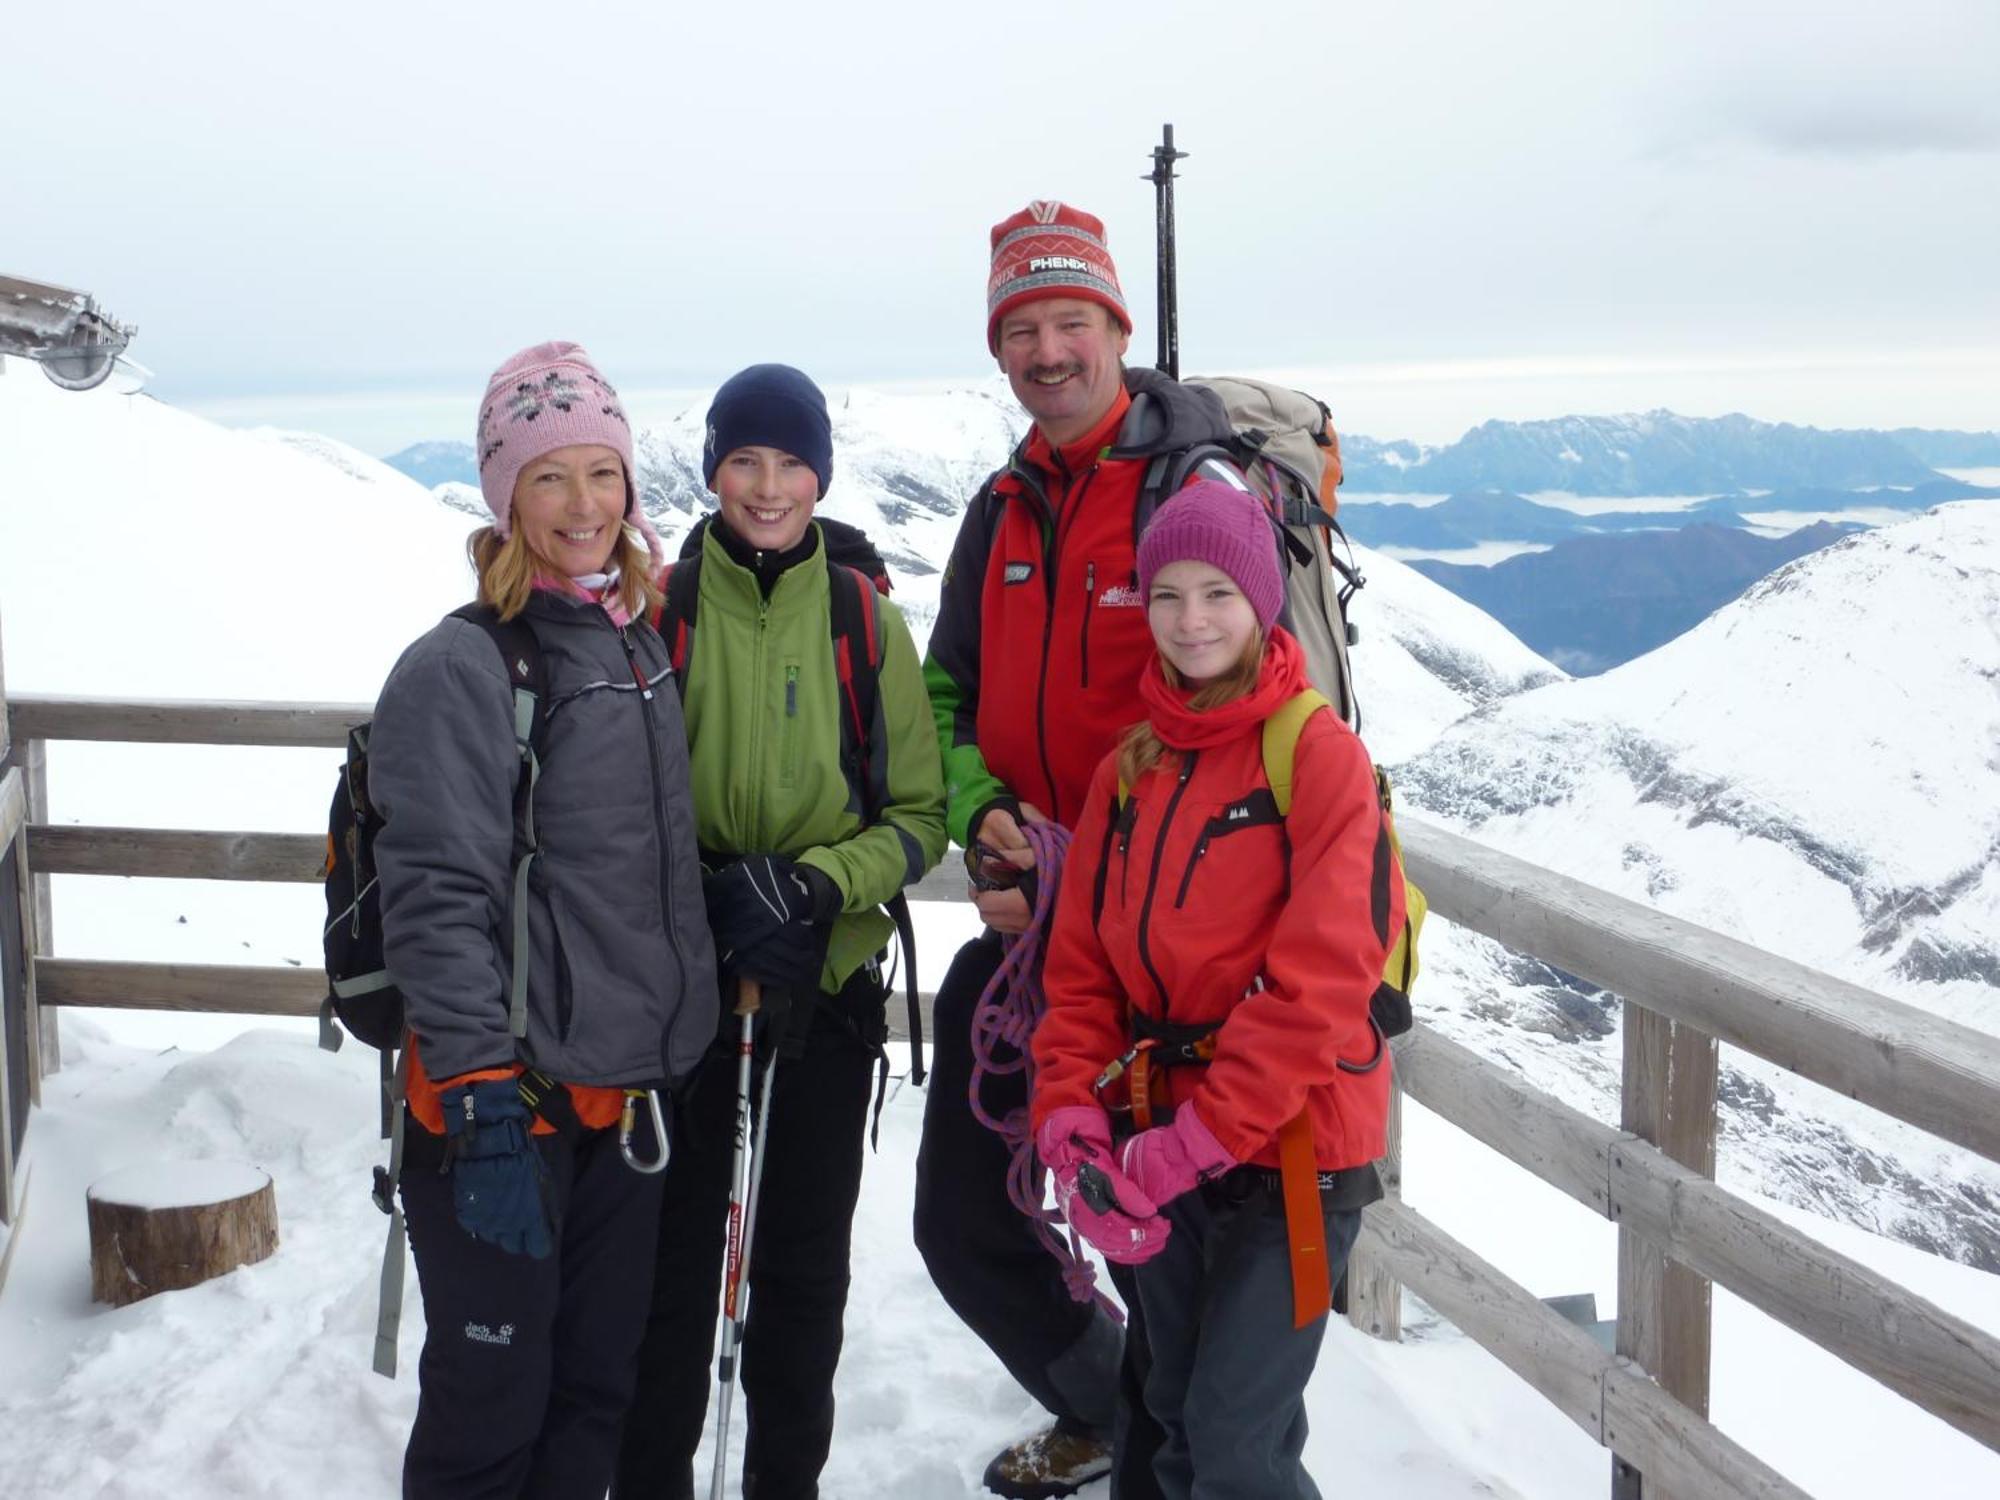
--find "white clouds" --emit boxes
[6,0,1996,437]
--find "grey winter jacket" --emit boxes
[368,589,718,1087]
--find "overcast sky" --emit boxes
[6,0,1996,450]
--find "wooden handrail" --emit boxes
[7,694,368,748]
[1360,1197,1808,1498]
[1400,817,2000,1170]
[1398,1027,2000,1452]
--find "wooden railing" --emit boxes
[8,689,2000,1500]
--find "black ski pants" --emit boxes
[614,966,882,1500]
[1136,1178,1364,1500]
[401,1112,666,1500]
[912,930,1164,1498]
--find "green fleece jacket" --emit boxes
[679,523,947,993]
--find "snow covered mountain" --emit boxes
[1390,502,2000,1268]
[1343,409,1947,495]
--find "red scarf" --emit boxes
[1138,627,1310,752]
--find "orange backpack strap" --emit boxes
[1277,1110,1331,1328]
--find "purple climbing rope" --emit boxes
[965,819,1121,1318]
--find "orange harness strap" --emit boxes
[1129,1049,1156,1131]
[1277,1110,1331,1329]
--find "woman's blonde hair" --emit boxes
[468,519,664,623]
[1116,627,1266,789]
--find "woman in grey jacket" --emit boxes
[368,340,718,1500]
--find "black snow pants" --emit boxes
[401,1108,667,1500]
[613,964,884,1500]
[1135,1174,1366,1500]
[912,929,1165,1498]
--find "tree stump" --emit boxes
[87,1161,277,1307]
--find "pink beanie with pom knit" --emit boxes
[475,341,664,572]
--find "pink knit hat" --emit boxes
[475,340,664,571]
[1136,479,1284,630]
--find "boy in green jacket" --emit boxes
[615,364,946,1500]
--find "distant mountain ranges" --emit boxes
[1340,410,2000,496]
[387,410,2000,506]
[383,440,480,487]
[1337,476,1999,552]
[384,409,2000,677]
[1407,522,1862,676]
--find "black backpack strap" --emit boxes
[1130,441,1251,553]
[653,553,704,689]
[826,559,882,811]
[451,604,548,1041]
[824,559,929,1080]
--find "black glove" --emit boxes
[703,855,839,994]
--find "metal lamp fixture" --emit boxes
[0,274,138,391]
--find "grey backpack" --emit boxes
[1124,375,1364,727]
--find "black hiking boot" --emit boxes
[980,1423,1113,1499]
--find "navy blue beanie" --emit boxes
[701,364,834,498]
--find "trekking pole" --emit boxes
[1146,122,1189,379]
[710,977,767,1500]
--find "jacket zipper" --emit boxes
[621,622,688,1037]
[1029,463,1097,825]
[1118,796,1137,907]
[1173,826,1214,909]
[1080,561,1095,687]
[1136,750,1198,1018]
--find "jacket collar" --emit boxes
[698,519,828,619]
[1023,384,1134,480]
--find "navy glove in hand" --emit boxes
[703,855,837,993]
[441,1077,552,1259]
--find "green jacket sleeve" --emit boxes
[923,475,1010,848]
[797,596,947,907]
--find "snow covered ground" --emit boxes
[4,369,1997,1496]
[4,1010,1999,1499]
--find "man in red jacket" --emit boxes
[917,200,1235,1500]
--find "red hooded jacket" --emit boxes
[1031,632,1403,1172]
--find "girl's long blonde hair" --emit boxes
[468,519,664,623]
[1115,627,1266,789]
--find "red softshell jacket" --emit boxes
[1032,703,1404,1172]
[925,370,1240,841]
[977,389,1155,828]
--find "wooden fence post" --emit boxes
[20,735,54,1088]
[0,607,15,1223]
[1613,1002,1719,1497]
[1347,1066,1404,1340]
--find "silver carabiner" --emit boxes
[619,1088,671,1175]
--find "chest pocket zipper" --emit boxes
[1173,789,1284,910]
[779,661,802,787]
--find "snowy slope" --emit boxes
[1396,503,2000,1266]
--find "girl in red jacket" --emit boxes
[1030,478,1405,1500]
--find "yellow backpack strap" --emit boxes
[1261,690,1330,816]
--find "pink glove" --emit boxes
[1119,1104,1237,1208]
[1036,1105,1171,1265]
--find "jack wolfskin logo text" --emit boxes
[1004,562,1035,585]
[1097,583,1142,608]
[464,1322,515,1346]
[1027,255,1094,275]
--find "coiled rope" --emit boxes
[965,819,1119,1317]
